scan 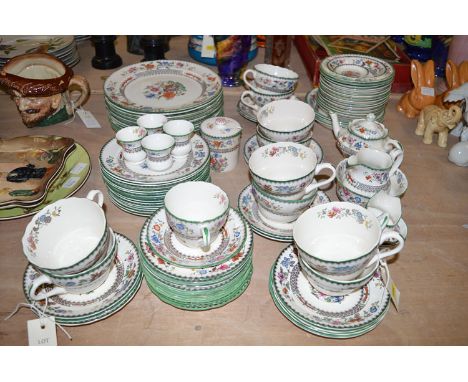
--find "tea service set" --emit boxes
[237,64,299,123]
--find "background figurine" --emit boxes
[415,105,462,147]
[435,60,468,109]
[397,60,436,118]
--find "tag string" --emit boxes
[4,299,72,341]
[380,259,391,305]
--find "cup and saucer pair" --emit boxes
[237,97,258,123]
[238,184,331,242]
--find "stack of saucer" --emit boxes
[22,191,142,325]
[314,54,394,129]
[0,35,80,68]
[99,135,211,216]
[104,60,224,132]
[188,35,258,66]
[139,183,253,310]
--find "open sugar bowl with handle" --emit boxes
[0,53,90,128]
[344,148,404,194]
[293,201,405,281]
[330,112,402,156]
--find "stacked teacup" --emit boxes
[239,64,299,121]
[248,142,337,226]
[22,190,118,301]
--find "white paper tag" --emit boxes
[386,273,401,311]
[76,109,101,128]
[201,35,215,58]
[70,162,88,175]
[27,317,58,346]
[421,87,435,97]
[62,176,80,189]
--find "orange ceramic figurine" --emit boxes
[434,60,468,108]
[397,60,436,118]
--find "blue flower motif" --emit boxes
[151,234,160,244]
[176,223,185,231]
[370,306,377,313]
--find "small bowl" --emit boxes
[137,114,168,134]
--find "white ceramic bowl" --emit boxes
[137,114,168,134]
[163,120,195,158]
[256,99,315,142]
[142,133,175,171]
[115,126,147,162]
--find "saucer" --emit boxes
[237,99,257,123]
[147,208,247,268]
[23,233,142,325]
[242,134,324,165]
[238,184,331,242]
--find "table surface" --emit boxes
[0,36,467,346]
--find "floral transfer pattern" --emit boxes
[260,145,307,159]
[143,80,187,100]
[26,206,62,254]
[325,55,393,81]
[210,152,229,172]
[317,206,373,229]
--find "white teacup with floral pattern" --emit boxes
[28,228,117,301]
[137,114,168,135]
[164,182,230,249]
[142,133,175,172]
[163,120,194,158]
[116,126,147,163]
[293,201,404,280]
[243,64,299,93]
[240,87,296,111]
[22,190,108,275]
[249,142,336,200]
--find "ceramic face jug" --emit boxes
[0,53,90,127]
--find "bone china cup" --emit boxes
[22,190,108,276]
[243,64,299,93]
[240,87,295,111]
[163,120,195,158]
[249,142,336,200]
[164,182,230,248]
[255,126,313,148]
[137,114,168,135]
[142,133,175,172]
[256,99,315,142]
[115,125,147,163]
[293,201,405,280]
[28,228,117,301]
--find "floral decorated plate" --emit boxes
[100,134,209,184]
[140,216,253,280]
[242,134,323,164]
[0,36,74,58]
[272,245,390,329]
[147,208,247,268]
[104,60,222,113]
[23,233,142,324]
[238,184,330,242]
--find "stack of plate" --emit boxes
[0,35,80,68]
[188,35,258,66]
[0,136,90,221]
[139,208,253,310]
[314,54,394,129]
[270,245,391,338]
[99,135,211,216]
[23,233,142,326]
[104,60,224,132]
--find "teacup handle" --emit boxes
[240,91,260,111]
[384,138,402,152]
[201,226,210,248]
[86,190,104,207]
[68,74,90,109]
[242,69,256,90]
[303,163,337,195]
[29,274,66,301]
[388,148,404,177]
[368,231,405,266]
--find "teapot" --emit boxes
[330,112,402,156]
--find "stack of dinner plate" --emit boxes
[0,36,80,68]
[99,135,211,216]
[314,54,394,129]
[104,60,224,132]
[139,209,253,310]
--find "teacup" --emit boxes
[163,120,194,158]
[336,158,372,207]
[28,228,117,300]
[243,63,299,93]
[345,148,403,194]
[0,53,90,128]
[249,142,336,200]
[256,126,313,148]
[240,87,295,111]
[366,190,402,228]
[256,99,315,142]
[251,180,317,223]
[116,126,147,163]
[137,114,168,135]
[142,133,175,172]
[164,182,230,248]
[200,117,243,173]
[293,201,405,280]
[298,253,379,296]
